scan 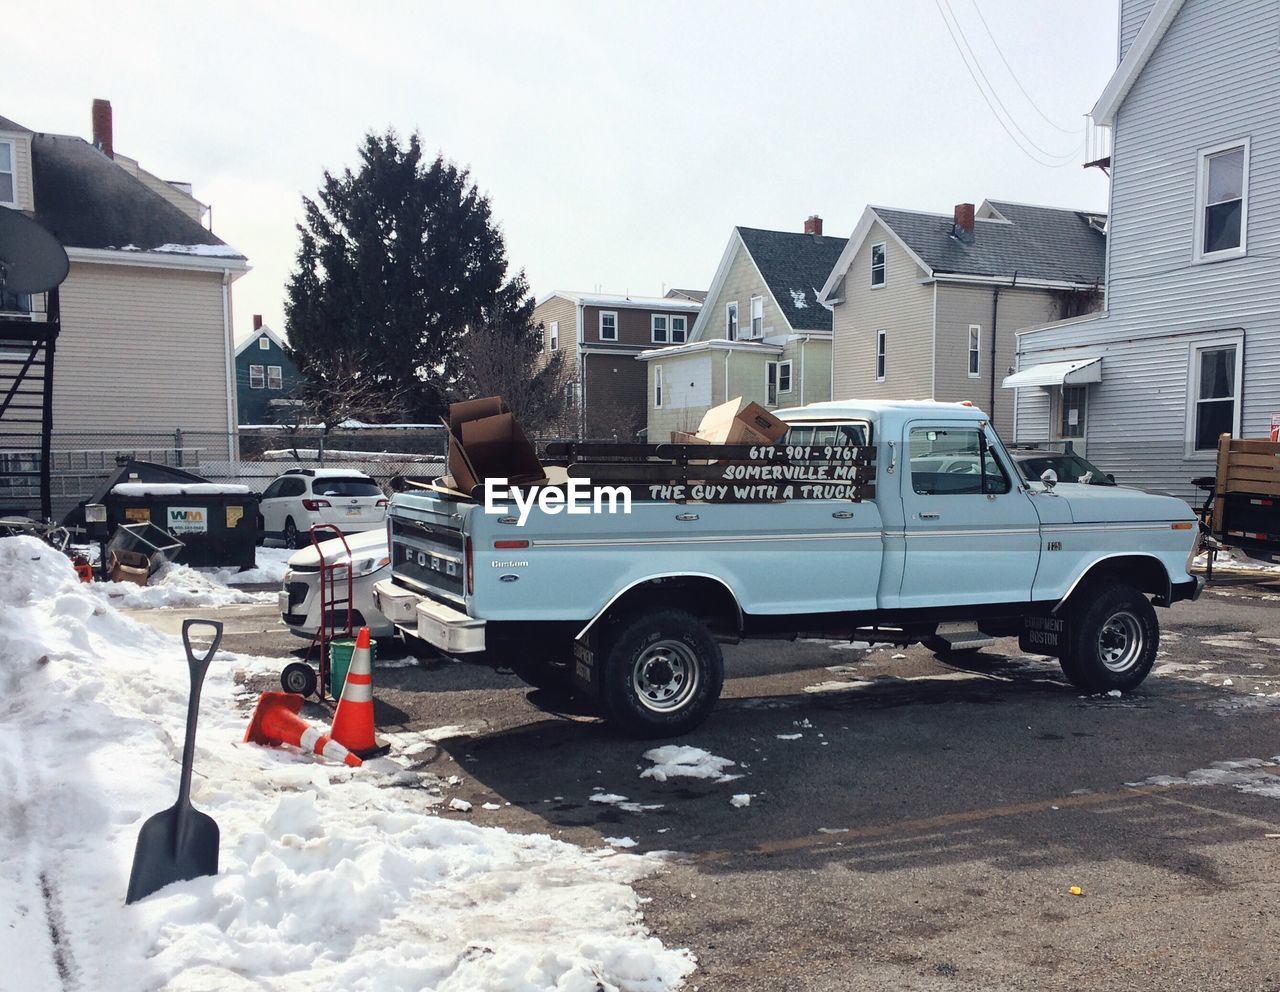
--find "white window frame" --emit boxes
[875,330,886,382]
[599,311,618,341]
[1184,332,1244,457]
[549,320,558,351]
[1193,138,1250,264]
[267,365,283,390]
[748,295,764,339]
[248,364,265,389]
[870,242,887,288]
[258,336,270,351]
[967,324,981,378]
[778,359,793,394]
[0,139,15,207]
[670,314,687,344]
[654,365,664,408]
[651,314,669,344]
[726,301,738,341]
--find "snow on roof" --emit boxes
[544,291,703,312]
[118,242,245,258]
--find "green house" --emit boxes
[234,318,302,425]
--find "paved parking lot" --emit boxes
[127,575,1280,991]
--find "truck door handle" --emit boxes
[831,510,854,519]
[918,512,940,520]
[675,513,700,522]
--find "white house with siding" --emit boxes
[0,101,247,511]
[1007,0,1280,499]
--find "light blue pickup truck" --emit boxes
[374,400,1202,737]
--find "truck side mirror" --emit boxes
[1040,469,1058,490]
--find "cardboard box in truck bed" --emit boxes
[443,396,546,495]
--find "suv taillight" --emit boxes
[376,498,389,508]
[302,498,331,511]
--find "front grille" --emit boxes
[392,540,464,594]
[286,581,310,611]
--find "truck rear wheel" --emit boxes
[599,609,723,739]
[1061,582,1159,693]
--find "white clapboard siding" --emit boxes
[1015,0,1280,502]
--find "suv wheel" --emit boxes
[598,609,723,738]
[284,517,302,550]
[1061,582,1159,693]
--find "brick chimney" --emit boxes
[953,202,975,242]
[91,99,113,159]
[253,314,263,331]
[804,214,824,236]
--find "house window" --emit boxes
[726,302,738,341]
[654,366,663,408]
[651,314,669,344]
[876,330,886,382]
[0,140,15,206]
[258,336,270,350]
[766,359,793,405]
[1195,140,1249,261]
[267,365,283,390]
[870,242,886,288]
[1190,342,1240,451]
[1059,385,1086,439]
[599,312,617,341]
[249,364,265,389]
[670,315,687,344]
[749,296,763,338]
[968,325,981,377]
[549,320,558,351]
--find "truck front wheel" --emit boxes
[599,609,724,738]
[1061,582,1159,693]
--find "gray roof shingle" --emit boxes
[874,201,1105,286]
[736,226,847,332]
[0,114,32,133]
[29,132,241,256]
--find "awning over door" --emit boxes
[1002,357,1102,389]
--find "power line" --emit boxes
[969,0,1082,136]
[933,0,1083,169]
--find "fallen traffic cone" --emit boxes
[244,691,361,767]
[330,627,385,758]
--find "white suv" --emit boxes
[259,468,388,548]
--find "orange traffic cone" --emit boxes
[244,691,362,767]
[330,627,383,757]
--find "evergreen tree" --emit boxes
[284,130,531,419]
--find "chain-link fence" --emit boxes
[0,427,449,522]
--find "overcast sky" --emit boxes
[7,0,1119,343]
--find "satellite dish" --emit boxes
[0,208,69,294]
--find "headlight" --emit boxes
[352,555,391,577]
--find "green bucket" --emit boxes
[328,636,377,699]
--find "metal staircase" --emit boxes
[0,289,59,520]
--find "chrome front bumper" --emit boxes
[373,578,486,653]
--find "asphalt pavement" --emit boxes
[124,574,1280,992]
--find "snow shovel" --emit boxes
[125,618,224,904]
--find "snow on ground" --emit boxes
[208,546,293,587]
[93,561,274,609]
[1132,757,1280,800]
[640,746,741,784]
[1195,548,1280,573]
[0,537,693,992]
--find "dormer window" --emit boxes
[1195,140,1249,262]
[0,140,15,206]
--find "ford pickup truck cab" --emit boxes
[375,400,1201,737]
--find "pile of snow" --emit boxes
[641,746,741,784]
[1195,548,1280,573]
[111,483,253,496]
[0,537,693,991]
[208,546,293,587]
[94,561,272,609]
